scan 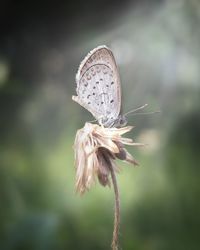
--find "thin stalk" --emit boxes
[109,163,120,250]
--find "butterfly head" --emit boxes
[113,115,127,128]
[100,115,127,128]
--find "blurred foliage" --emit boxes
[0,0,200,249]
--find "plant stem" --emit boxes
[109,163,120,250]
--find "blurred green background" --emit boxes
[0,0,200,249]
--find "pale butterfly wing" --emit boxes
[73,45,121,125]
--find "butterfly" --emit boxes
[72,45,128,127]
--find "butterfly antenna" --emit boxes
[124,104,148,116]
[128,110,161,116]
[124,104,161,117]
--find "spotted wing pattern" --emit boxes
[73,45,121,125]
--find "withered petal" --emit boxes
[73,122,142,194]
[96,137,120,153]
[98,174,111,187]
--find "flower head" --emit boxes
[74,122,144,194]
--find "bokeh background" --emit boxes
[1,0,200,249]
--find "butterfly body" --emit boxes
[73,45,126,128]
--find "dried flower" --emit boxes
[74,122,144,194]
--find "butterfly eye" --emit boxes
[119,117,125,125]
[119,116,127,127]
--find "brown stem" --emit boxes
[109,163,120,250]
